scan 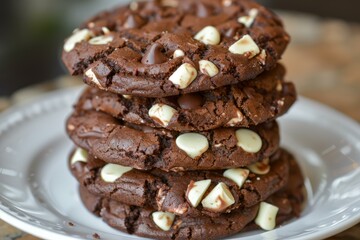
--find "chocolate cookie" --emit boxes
[79,186,257,240]
[70,148,289,217]
[66,109,279,171]
[78,154,304,240]
[77,64,296,131]
[62,0,290,97]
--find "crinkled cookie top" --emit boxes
[62,0,289,97]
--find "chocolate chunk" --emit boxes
[141,43,168,65]
[177,93,204,110]
[123,13,145,29]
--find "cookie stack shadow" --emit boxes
[62,0,305,239]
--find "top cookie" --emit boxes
[62,0,289,97]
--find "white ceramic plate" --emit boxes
[0,87,360,240]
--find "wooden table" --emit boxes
[1,12,359,240]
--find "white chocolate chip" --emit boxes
[64,29,93,52]
[176,133,209,159]
[89,35,113,45]
[122,94,132,99]
[235,129,262,153]
[226,110,244,126]
[238,8,259,28]
[173,49,185,58]
[152,211,175,231]
[258,49,267,65]
[222,0,232,7]
[223,168,249,188]
[70,148,88,165]
[85,68,104,89]
[148,103,177,127]
[250,8,259,16]
[199,60,219,77]
[100,163,132,183]
[247,158,270,175]
[228,34,260,58]
[186,179,211,207]
[101,27,111,35]
[255,202,279,230]
[201,182,235,212]
[194,26,221,45]
[169,63,197,89]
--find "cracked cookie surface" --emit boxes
[70,148,290,217]
[77,64,296,131]
[66,109,279,171]
[62,0,290,97]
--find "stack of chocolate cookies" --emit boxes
[62,0,305,239]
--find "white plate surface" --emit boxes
[0,87,360,240]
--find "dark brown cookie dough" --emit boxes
[78,153,304,240]
[62,0,290,97]
[66,109,279,171]
[70,148,289,217]
[77,64,296,131]
[79,185,258,240]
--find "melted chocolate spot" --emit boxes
[215,195,228,212]
[141,43,168,65]
[177,93,204,110]
[123,13,145,29]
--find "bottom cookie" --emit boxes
[80,186,258,239]
[78,156,305,240]
[70,148,290,217]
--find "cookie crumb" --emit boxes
[68,222,74,226]
[93,233,101,239]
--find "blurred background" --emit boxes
[0,0,359,117]
[0,0,127,96]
